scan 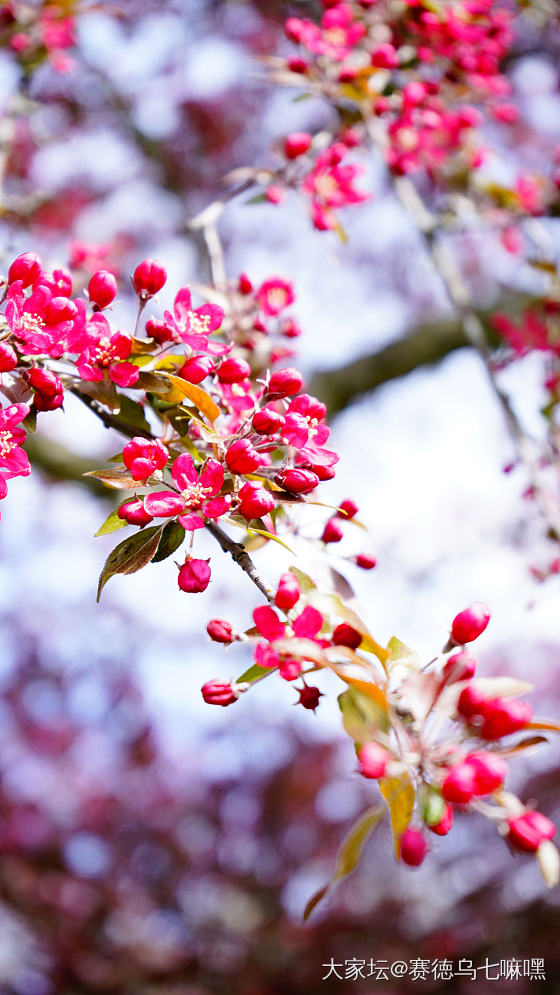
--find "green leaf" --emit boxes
[289,566,317,593]
[338,685,389,743]
[152,521,185,563]
[23,408,37,433]
[378,774,415,859]
[245,527,294,554]
[84,468,142,490]
[245,193,268,205]
[158,374,221,424]
[236,663,274,684]
[303,805,386,920]
[94,503,129,537]
[118,395,151,434]
[96,525,164,602]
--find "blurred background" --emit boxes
[0,0,559,991]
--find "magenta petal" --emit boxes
[255,643,279,669]
[77,361,103,382]
[110,362,140,387]
[172,453,197,490]
[293,606,323,639]
[173,286,193,325]
[111,331,133,361]
[2,449,30,475]
[201,495,229,519]
[199,458,223,494]
[3,404,29,429]
[253,606,285,641]
[281,413,309,449]
[143,492,185,517]
[178,512,205,531]
[195,302,225,332]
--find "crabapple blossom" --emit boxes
[178,557,211,594]
[123,438,169,482]
[508,812,556,853]
[450,602,491,645]
[132,259,167,298]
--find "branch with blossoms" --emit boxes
[2,0,560,919]
[1,243,560,913]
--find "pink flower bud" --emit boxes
[275,572,300,611]
[252,407,285,435]
[0,342,17,372]
[450,602,491,645]
[123,437,169,481]
[332,623,361,650]
[238,272,253,294]
[275,468,319,494]
[457,684,488,721]
[88,270,118,309]
[226,439,262,475]
[178,557,211,593]
[358,742,390,779]
[400,827,427,867]
[508,811,556,853]
[217,357,251,384]
[238,481,275,520]
[442,762,479,804]
[279,657,302,681]
[178,355,215,384]
[265,185,285,205]
[267,367,304,398]
[426,802,453,836]
[145,317,173,344]
[133,259,167,298]
[297,685,323,711]
[479,698,533,740]
[201,680,239,706]
[118,499,154,527]
[287,56,308,74]
[442,651,477,684]
[355,553,377,570]
[465,752,507,794]
[371,43,399,69]
[322,518,344,544]
[337,499,358,519]
[207,619,235,643]
[284,132,312,160]
[25,367,63,398]
[8,251,42,288]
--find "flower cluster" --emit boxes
[1,1,76,72]
[203,592,559,891]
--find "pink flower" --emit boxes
[143,454,228,531]
[163,287,226,354]
[122,438,169,482]
[0,403,31,479]
[252,602,324,677]
[76,314,139,387]
[6,282,86,358]
[257,278,295,317]
[302,142,369,230]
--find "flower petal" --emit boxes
[293,605,323,639]
[178,512,205,531]
[253,606,285,642]
[143,492,185,517]
[199,458,224,495]
[201,495,229,519]
[172,453,197,490]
